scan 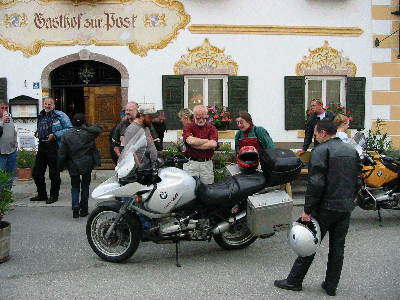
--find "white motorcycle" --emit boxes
[86,130,302,266]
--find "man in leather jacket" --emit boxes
[298,99,336,155]
[275,118,362,296]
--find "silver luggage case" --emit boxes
[247,191,293,236]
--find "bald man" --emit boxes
[182,105,218,184]
[112,102,138,158]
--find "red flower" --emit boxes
[349,117,354,122]
[213,114,219,119]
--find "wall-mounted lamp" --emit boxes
[375,1,400,59]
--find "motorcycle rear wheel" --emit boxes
[86,206,141,262]
[214,219,257,250]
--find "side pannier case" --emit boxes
[260,148,303,187]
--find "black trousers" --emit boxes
[32,141,61,198]
[287,209,351,291]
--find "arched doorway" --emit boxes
[41,51,129,169]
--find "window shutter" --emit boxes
[162,75,184,130]
[285,76,305,130]
[0,78,7,103]
[228,76,248,129]
[346,77,365,129]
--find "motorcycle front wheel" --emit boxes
[86,206,141,262]
[214,219,257,250]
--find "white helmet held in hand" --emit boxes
[288,217,321,257]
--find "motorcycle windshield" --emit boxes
[349,131,366,158]
[115,129,147,179]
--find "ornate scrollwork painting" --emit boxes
[0,0,190,57]
[174,38,238,75]
[296,41,357,77]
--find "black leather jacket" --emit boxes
[302,110,336,151]
[58,124,103,176]
[304,137,362,215]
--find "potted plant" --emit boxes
[0,169,13,263]
[207,106,232,130]
[16,147,36,181]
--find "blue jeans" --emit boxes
[121,197,151,236]
[71,172,91,213]
[0,150,17,189]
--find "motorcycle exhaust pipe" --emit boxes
[212,211,246,235]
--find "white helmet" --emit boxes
[288,217,321,257]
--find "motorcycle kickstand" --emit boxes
[175,241,181,268]
[377,207,383,227]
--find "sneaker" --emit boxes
[30,195,48,201]
[80,211,89,218]
[73,210,79,219]
[46,196,58,204]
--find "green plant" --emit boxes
[207,106,232,127]
[365,118,393,154]
[0,169,13,222]
[17,148,36,168]
[214,143,233,182]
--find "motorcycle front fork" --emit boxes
[105,198,133,239]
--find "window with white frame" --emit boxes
[184,75,228,111]
[305,76,346,111]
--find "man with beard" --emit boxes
[182,105,218,184]
[112,101,139,159]
[30,97,73,204]
[123,106,159,165]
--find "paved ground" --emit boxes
[1,171,399,299]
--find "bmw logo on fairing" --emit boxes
[160,192,168,199]
[377,171,382,177]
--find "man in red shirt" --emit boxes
[182,105,218,184]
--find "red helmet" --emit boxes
[236,146,260,169]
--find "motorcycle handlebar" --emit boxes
[163,156,189,167]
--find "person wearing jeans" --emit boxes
[0,101,17,189]
[58,113,102,218]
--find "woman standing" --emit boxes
[235,111,275,154]
[334,114,350,143]
[178,108,194,126]
[58,113,103,218]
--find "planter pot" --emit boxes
[0,221,11,263]
[17,168,33,181]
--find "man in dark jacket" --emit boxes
[274,118,362,296]
[298,99,336,155]
[58,113,102,218]
[30,98,73,204]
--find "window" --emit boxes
[184,75,228,111]
[285,76,365,130]
[163,75,248,130]
[305,76,346,111]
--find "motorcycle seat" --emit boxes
[195,171,267,206]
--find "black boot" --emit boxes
[274,279,302,291]
[72,206,80,219]
[322,281,336,296]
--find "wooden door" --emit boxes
[84,86,121,169]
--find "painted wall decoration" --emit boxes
[174,38,238,75]
[296,41,357,77]
[0,0,190,57]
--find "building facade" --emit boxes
[1,0,395,166]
